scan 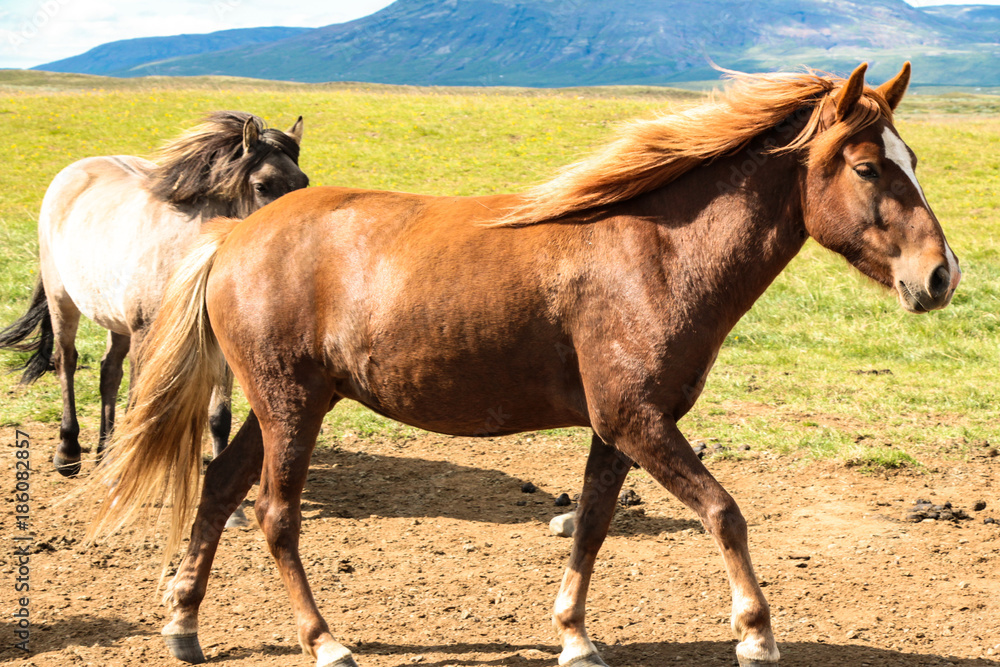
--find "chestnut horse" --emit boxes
[90,63,959,667]
[0,111,307,486]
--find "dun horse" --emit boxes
[0,111,308,487]
[91,64,958,667]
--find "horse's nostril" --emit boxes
[929,265,950,298]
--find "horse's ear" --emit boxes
[287,116,304,145]
[835,62,868,121]
[242,117,260,153]
[876,61,911,111]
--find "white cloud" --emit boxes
[0,0,395,68]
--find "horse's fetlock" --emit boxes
[732,600,771,639]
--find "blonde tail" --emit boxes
[85,218,239,571]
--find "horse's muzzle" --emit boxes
[896,262,959,313]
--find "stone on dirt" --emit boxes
[521,482,537,493]
[905,499,973,524]
[619,489,642,507]
[554,493,571,507]
[550,512,576,537]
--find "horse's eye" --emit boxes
[254,183,266,193]
[854,164,879,180]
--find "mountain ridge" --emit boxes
[32,1,1000,87]
[35,27,312,77]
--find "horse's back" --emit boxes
[38,155,199,333]
[207,186,591,434]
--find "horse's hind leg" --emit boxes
[208,367,233,458]
[255,395,357,667]
[620,420,778,666]
[97,331,130,457]
[46,289,82,476]
[163,410,265,664]
[208,367,248,528]
[553,434,633,667]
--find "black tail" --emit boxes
[0,278,54,384]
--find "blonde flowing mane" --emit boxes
[499,71,893,226]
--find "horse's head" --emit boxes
[802,63,960,313]
[150,112,309,218]
[239,115,309,216]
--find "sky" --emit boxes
[1,0,998,70]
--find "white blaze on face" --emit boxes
[881,126,961,290]
[881,126,929,208]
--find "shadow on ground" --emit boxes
[297,446,701,536]
[349,639,998,667]
[210,643,302,663]
[0,615,151,660]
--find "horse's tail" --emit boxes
[0,278,54,384]
[86,217,239,570]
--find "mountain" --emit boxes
[921,3,1000,28]
[35,27,311,77]
[33,1,1000,87]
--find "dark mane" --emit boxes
[147,111,300,215]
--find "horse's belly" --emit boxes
[69,272,133,334]
[345,345,588,437]
[351,388,586,438]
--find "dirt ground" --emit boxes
[2,420,999,667]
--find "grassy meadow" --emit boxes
[0,71,997,471]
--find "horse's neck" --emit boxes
[640,138,808,333]
[170,197,237,221]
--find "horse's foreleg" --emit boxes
[48,293,81,476]
[162,411,265,664]
[208,367,246,528]
[97,331,130,457]
[554,434,633,667]
[622,420,778,666]
[255,399,357,667]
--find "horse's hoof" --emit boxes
[562,654,610,667]
[164,632,206,664]
[317,655,360,667]
[225,507,249,529]
[738,660,779,667]
[53,454,81,477]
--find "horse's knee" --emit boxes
[704,496,747,542]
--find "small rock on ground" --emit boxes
[550,512,575,537]
[619,489,642,507]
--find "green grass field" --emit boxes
[1,71,997,470]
